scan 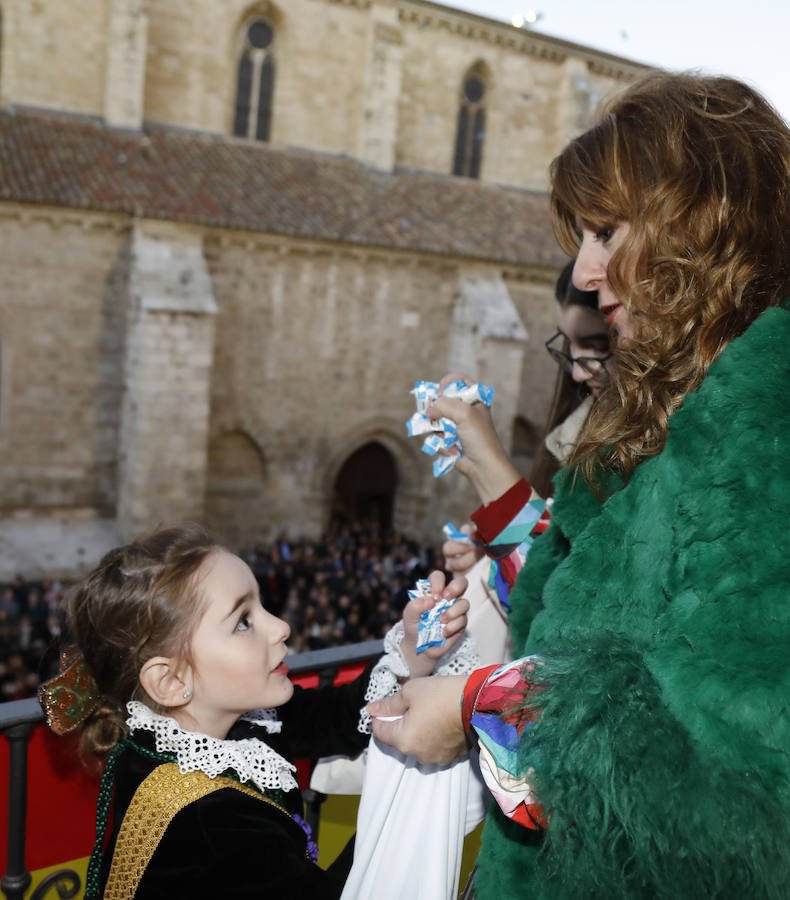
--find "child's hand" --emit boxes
[401,570,469,680]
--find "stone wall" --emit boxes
[203,233,537,544]
[142,0,372,152]
[0,206,128,514]
[140,0,637,189]
[0,203,557,576]
[0,0,109,113]
[393,12,621,190]
[505,270,561,442]
[116,219,217,538]
[0,206,129,579]
[1,0,642,191]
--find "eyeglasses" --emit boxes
[544,330,612,377]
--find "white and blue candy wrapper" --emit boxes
[421,434,459,476]
[410,381,441,414]
[408,578,457,653]
[443,522,473,543]
[406,379,494,477]
[407,579,433,602]
[407,413,456,440]
[431,455,456,478]
[421,433,444,457]
[441,380,494,407]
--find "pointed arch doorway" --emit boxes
[331,441,398,529]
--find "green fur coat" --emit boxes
[474,301,790,900]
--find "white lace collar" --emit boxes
[125,701,298,794]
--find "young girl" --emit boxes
[39,523,469,899]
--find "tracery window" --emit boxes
[233,18,275,141]
[452,67,487,179]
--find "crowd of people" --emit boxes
[241,521,442,653]
[0,576,64,702]
[0,520,443,701]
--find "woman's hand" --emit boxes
[401,571,469,679]
[443,523,484,576]
[368,674,469,765]
[430,373,521,504]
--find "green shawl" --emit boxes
[474,301,790,899]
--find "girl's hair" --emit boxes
[66,523,220,758]
[551,72,790,484]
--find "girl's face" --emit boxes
[555,302,609,395]
[185,549,293,738]
[572,220,634,340]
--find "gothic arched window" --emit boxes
[452,68,487,179]
[233,18,276,141]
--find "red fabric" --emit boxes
[290,672,319,689]
[0,724,100,872]
[331,661,367,686]
[470,663,549,832]
[533,507,551,535]
[461,664,501,735]
[471,479,534,544]
[499,552,519,590]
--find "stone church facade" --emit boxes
[0,0,645,578]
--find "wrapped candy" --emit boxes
[408,578,457,653]
[406,379,494,477]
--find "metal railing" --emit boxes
[1,639,384,900]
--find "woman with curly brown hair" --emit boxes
[369,72,790,899]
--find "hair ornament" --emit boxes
[38,645,100,736]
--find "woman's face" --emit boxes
[572,220,634,340]
[555,303,610,395]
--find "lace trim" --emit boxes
[357,622,481,733]
[125,701,297,793]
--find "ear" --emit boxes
[139,657,191,708]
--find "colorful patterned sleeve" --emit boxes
[470,479,551,614]
[462,658,547,830]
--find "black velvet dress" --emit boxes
[98,666,373,899]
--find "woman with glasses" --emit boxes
[545,261,610,392]
[530,260,609,498]
[371,72,790,899]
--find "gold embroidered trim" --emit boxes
[103,763,291,899]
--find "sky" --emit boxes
[445,1,790,125]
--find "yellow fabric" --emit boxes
[103,763,287,900]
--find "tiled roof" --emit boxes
[0,106,565,267]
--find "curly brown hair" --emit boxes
[551,72,790,485]
[66,523,220,757]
